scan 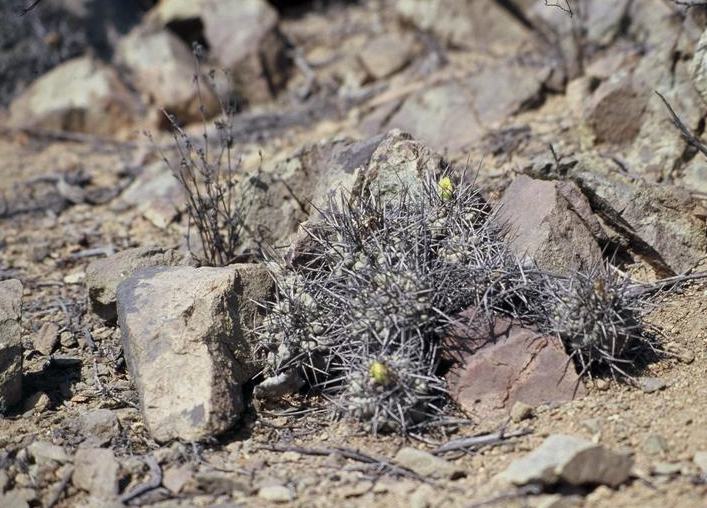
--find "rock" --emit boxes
[644,434,668,456]
[27,441,71,465]
[202,0,289,104]
[497,175,603,274]
[247,133,385,250]
[72,448,120,499]
[147,0,205,26]
[22,392,50,415]
[78,409,120,446]
[693,451,707,475]
[116,162,183,229]
[466,60,546,126]
[394,447,465,480]
[384,81,484,154]
[85,246,184,322]
[637,377,667,393]
[33,322,59,356]
[0,490,29,508]
[358,32,415,80]
[567,154,707,275]
[8,56,141,136]
[0,279,23,413]
[396,0,532,51]
[583,78,647,145]
[584,0,633,47]
[116,27,218,123]
[446,308,585,420]
[258,485,294,503]
[652,462,682,476]
[691,27,707,105]
[510,401,534,423]
[162,465,194,494]
[116,264,273,442]
[499,434,633,487]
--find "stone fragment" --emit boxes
[385,81,484,154]
[116,162,183,229]
[584,79,647,145]
[497,175,603,274]
[22,392,50,415]
[644,434,668,456]
[72,448,120,499]
[8,56,141,136]
[691,27,707,105]
[258,485,294,503]
[27,441,71,465]
[637,377,667,393]
[446,308,585,420]
[79,409,120,446]
[510,401,534,423]
[202,0,289,103]
[162,465,194,494]
[358,32,415,80]
[34,322,59,356]
[0,279,23,413]
[117,264,273,442]
[396,0,532,51]
[0,490,29,508]
[693,451,707,475]
[116,27,218,123]
[85,246,184,322]
[499,434,633,487]
[394,447,465,480]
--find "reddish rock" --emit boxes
[445,308,585,421]
[497,175,603,275]
[584,78,647,145]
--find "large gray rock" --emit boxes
[446,308,585,421]
[9,56,141,136]
[86,246,185,322]
[116,27,218,123]
[202,0,289,104]
[116,264,273,442]
[570,154,707,275]
[497,175,604,274]
[0,279,23,413]
[499,434,633,488]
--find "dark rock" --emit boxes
[497,175,604,274]
[85,246,185,322]
[0,279,23,413]
[117,264,273,442]
[445,308,585,421]
[583,78,647,145]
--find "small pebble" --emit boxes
[510,401,534,423]
[258,485,294,503]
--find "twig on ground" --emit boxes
[434,428,533,455]
[261,444,431,483]
[656,91,707,159]
[120,455,162,504]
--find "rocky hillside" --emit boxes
[1,1,706,507]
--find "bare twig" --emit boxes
[434,428,533,455]
[261,444,431,483]
[120,455,162,504]
[655,91,707,159]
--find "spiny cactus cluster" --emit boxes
[255,171,659,434]
[531,266,658,379]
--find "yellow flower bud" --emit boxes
[438,176,454,201]
[369,361,391,385]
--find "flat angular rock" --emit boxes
[394,447,465,480]
[499,434,633,487]
[86,246,184,322]
[78,409,120,446]
[584,79,647,145]
[117,264,273,442]
[0,279,23,413]
[358,32,415,80]
[116,162,183,229]
[202,0,289,103]
[9,56,141,136]
[446,308,585,420]
[497,175,603,274]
